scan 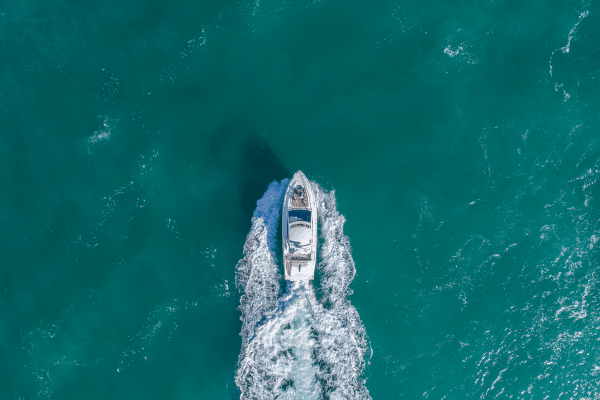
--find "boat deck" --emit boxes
[291,185,309,208]
[285,259,310,277]
[285,253,312,278]
[283,171,317,282]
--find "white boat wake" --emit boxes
[235,180,371,400]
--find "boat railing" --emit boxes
[288,254,311,261]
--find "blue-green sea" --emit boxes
[2,0,600,398]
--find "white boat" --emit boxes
[282,171,317,282]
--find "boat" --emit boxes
[282,171,317,282]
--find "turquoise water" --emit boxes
[2,0,600,398]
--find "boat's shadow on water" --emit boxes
[208,118,289,218]
[239,136,289,217]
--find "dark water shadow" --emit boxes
[208,118,289,218]
[239,136,289,217]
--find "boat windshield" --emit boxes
[289,210,311,223]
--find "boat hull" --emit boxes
[282,171,317,282]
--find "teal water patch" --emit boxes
[2,0,600,398]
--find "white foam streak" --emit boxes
[236,180,370,399]
[561,10,589,54]
[314,184,356,306]
[312,183,370,399]
[235,217,281,352]
[252,179,289,260]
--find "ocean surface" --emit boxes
[2,0,600,398]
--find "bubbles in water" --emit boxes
[180,26,206,59]
[88,115,116,151]
[561,10,590,54]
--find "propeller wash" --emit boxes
[235,178,371,400]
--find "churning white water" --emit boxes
[235,180,371,399]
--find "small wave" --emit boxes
[235,216,282,354]
[444,45,463,58]
[87,116,116,152]
[235,179,371,399]
[252,179,289,260]
[561,10,590,54]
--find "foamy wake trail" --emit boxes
[236,180,288,355]
[235,180,371,400]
